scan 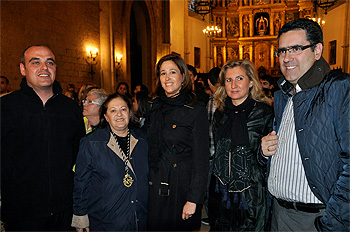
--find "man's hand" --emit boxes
[261,131,279,156]
[182,201,196,220]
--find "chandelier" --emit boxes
[196,0,211,20]
[203,25,222,37]
[315,0,338,15]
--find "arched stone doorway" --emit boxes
[129,1,152,93]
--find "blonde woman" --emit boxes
[208,60,273,231]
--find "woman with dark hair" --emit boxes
[72,93,149,231]
[208,59,273,231]
[147,54,209,231]
[132,90,151,128]
[116,81,132,99]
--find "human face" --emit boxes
[20,46,56,91]
[278,30,322,85]
[118,84,127,95]
[225,66,253,106]
[0,77,9,93]
[83,94,100,118]
[104,97,130,135]
[134,85,141,94]
[159,60,183,97]
[131,96,138,115]
[260,79,271,89]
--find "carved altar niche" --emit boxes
[226,46,239,61]
[214,46,226,68]
[226,16,240,37]
[254,12,270,36]
[254,42,270,73]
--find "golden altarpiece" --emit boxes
[210,0,315,77]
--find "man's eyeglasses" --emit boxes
[82,99,100,105]
[275,43,317,57]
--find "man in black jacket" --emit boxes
[1,45,86,230]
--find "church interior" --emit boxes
[1,0,349,94]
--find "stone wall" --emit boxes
[1,1,101,92]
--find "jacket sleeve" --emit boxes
[187,105,209,204]
[73,136,94,216]
[318,76,350,231]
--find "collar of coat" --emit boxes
[278,56,331,96]
[107,131,139,175]
[20,77,63,97]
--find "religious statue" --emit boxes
[274,13,281,35]
[256,15,268,35]
[243,15,250,37]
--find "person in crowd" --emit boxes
[1,45,85,231]
[201,67,221,226]
[78,83,96,106]
[64,83,78,102]
[0,76,11,96]
[259,74,275,106]
[132,90,151,129]
[147,54,209,231]
[134,84,149,96]
[187,64,210,105]
[116,81,132,99]
[82,88,108,133]
[208,59,273,231]
[260,18,350,231]
[72,93,149,231]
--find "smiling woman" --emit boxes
[147,54,209,231]
[72,93,149,231]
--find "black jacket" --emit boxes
[1,78,85,222]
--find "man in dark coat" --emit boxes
[261,18,349,231]
[1,45,85,230]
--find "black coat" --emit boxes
[147,98,209,231]
[1,78,85,222]
[209,100,273,231]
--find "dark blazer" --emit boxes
[73,127,149,231]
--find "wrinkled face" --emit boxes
[83,93,100,118]
[0,77,9,93]
[159,60,183,97]
[117,84,127,96]
[225,66,253,106]
[20,46,56,90]
[104,97,130,134]
[278,30,322,85]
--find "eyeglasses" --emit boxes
[275,43,317,57]
[82,99,100,105]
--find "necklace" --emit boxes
[112,130,133,187]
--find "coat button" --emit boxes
[173,163,177,168]
[149,181,153,185]
[172,125,176,128]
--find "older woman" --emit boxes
[72,93,149,231]
[82,88,108,133]
[208,60,273,231]
[147,54,209,231]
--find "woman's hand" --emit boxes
[182,201,196,220]
[76,228,90,232]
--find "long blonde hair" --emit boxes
[215,59,269,111]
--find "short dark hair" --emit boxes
[208,67,221,86]
[187,64,197,77]
[21,45,52,65]
[259,74,273,83]
[0,76,9,84]
[277,18,323,51]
